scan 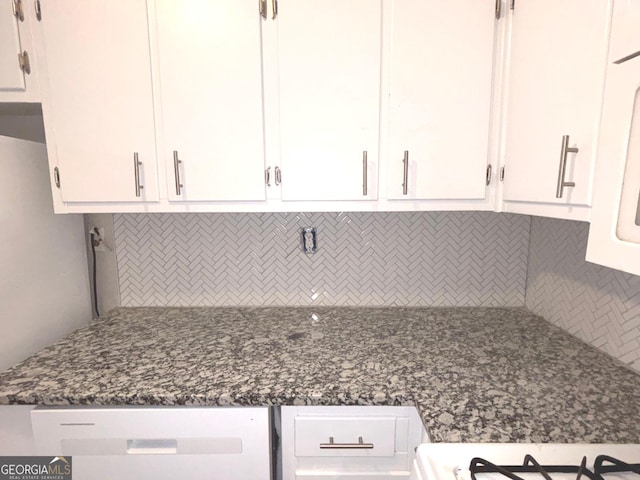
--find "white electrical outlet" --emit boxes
[89,226,112,252]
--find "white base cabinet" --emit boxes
[31,406,272,480]
[0,406,35,455]
[281,406,427,480]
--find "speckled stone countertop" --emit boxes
[0,307,639,443]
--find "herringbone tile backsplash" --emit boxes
[114,212,530,307]
[526,217,640,373]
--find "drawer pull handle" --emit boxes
[319,436,374,449]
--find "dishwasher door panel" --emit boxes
[31,406,271,480]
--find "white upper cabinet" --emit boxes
[502,0,612,216]
[587,0,640,276]
[275,0,382,201]
[154,0,267,202]
[0,0,39,102]
[0,0,26,90]
[38,0,159,203]
[386,0,496,200]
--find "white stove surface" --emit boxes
[414,444,640,480]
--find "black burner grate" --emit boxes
[469,454,614,480]
[594,456,640,477]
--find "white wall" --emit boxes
[0,136,92,372]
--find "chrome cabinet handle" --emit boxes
[362,151,368,196]
[265,166,271,187]
[320,436,374,450]
[272,0,278,19]
[555,135,578,198]
[133,153,143,197]
[486,164,492,186]
[614,50,640,65]
[173,151,183,196]
[260,0,267,19]
[495,0,501,19]
[275,166,282,185]
[402,150,409,195]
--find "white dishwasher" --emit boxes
[31,406,271,480]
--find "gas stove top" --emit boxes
[412,444,640,480]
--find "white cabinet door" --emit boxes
[276,0,381,201]
[0,0,25,91]
[608,0,640,65]
[386,0,496,200]
[40,1,159,203]
[502,0,611,208]
[586,0,640,276]
[155,0,267,202]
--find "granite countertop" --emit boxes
[0,307,639,443]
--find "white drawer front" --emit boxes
[295,416,396,457]
[281,406,426,480]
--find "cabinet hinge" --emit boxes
[18,51,30,75]
[53,167,61,189]
[259,0,267,19]
[500,166,505,182]
[35,0,41,21]
[12,0,24,21]
[486,164,493,186]
[510,0,515,11]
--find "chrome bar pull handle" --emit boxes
[402,150,409,195]
[53,167,61,189]
[259,0,267,19]
[614,50,640,65]
[555,135,578,198]
[275,166,282,185]
[320,436,374,450]
[265,166,271,187]
[133,153,143,197]
[486,164,492,186]
[495,0,501,19]
[272,0,278,19]
[362,151,368,196]
[173,151,183,196]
